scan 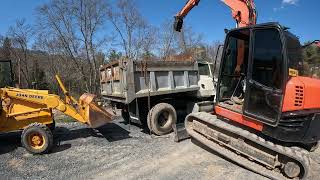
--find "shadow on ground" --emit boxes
[0,122,131,154]
[55,123,131,142]
[0,131,21,155]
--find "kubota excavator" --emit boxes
[174,0,320,179]
[0,60,114,154]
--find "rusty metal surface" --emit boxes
[79,93,115,128]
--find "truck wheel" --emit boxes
[21,123,53,154]
[147,103,177,135]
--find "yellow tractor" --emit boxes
[0,60,114,154]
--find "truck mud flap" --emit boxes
[172,123,190,142]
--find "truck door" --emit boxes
[243,28,285,126]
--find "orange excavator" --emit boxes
[174,0,320,179]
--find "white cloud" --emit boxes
[282,0,299,5]
[274,0,298,12]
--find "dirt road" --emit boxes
[1,118,319,180]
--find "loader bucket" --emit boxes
[79,93,115,128]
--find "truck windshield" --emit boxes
[198,63,211,76]
[0,61,13,87]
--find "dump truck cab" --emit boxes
[197,61,216,98]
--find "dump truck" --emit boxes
[100,58,216,135]
[0,60,114,154]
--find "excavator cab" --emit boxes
[218,23,286,125]
[216,23,320,144]
[0,60,14,88]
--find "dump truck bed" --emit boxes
[100,59,200,104]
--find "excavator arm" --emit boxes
[174,0,257,32]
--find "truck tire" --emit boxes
[21,123,53,154]
[147,103,177,135]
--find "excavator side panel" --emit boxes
[215,106,263,131]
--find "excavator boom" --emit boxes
[223,0,256,27]
[174,0,257,32]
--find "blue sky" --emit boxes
[0,0,319,43]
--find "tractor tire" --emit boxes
[21,123,54,154]
[147,103,177,136]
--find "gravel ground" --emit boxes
[1,118,320,180]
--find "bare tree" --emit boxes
[156,19,205,60]
[0,35,4,46]
[7,19,34,87]
[108,0,156,60]
[177,25,203,54]
[36,0,109,93]
[1,37,12,61]
[157,20,179,59]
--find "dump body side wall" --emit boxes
[100,59,200,104]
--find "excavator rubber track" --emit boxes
[185,112,311,179]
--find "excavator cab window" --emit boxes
[0,61,13,88]
[285,31,304,75]
[218,29,250,111]
[251,29,284,89]
[217,26,286,125]
[244,28,285,125]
